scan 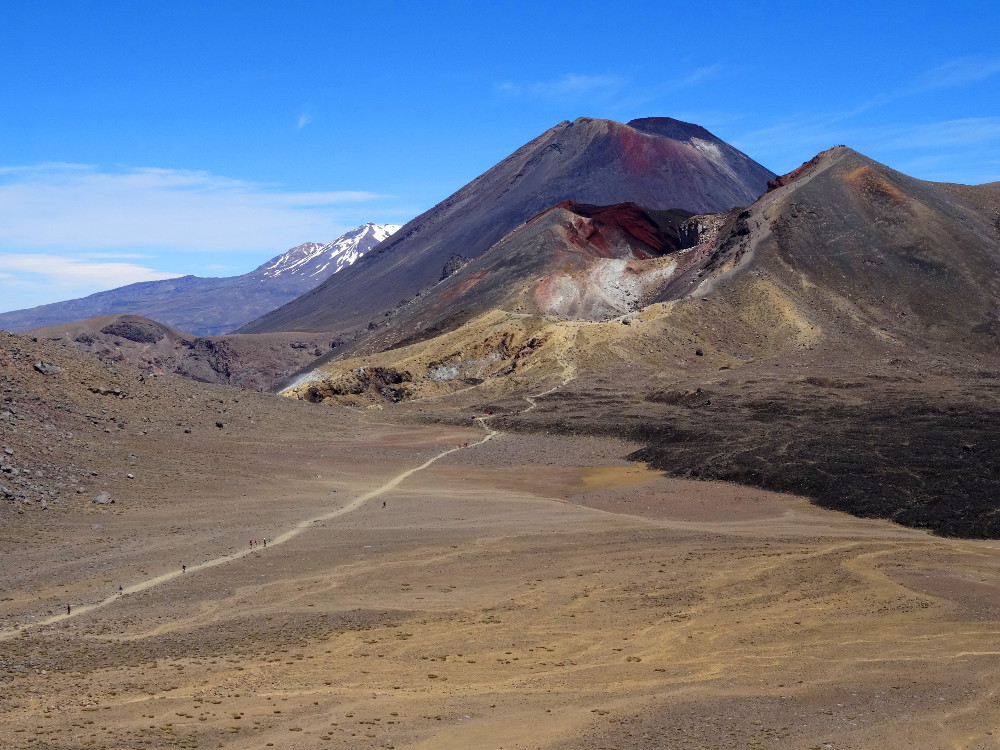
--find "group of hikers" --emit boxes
[68,537,272,610]
[67,582,123,614]
[65,487,406,617]
[57,419,497,626]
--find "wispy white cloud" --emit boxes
[737,57,1000,162]
[0,253,181,288]
[909,57,1000,93]
[297,111,313,129]
[83,252,155,259]
[498,73,627,101]
[830,57,1000,120]
[604,64,728,115]
[670,64,724,90]
[0,162,91,176]
[0,163,382,252]
[731,117,849,167]
[731,112,1000,180]
[876,117,1000,149]
[496,66,721,114]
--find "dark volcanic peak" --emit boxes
[616,143,1000,345]
[625,116,715,141]
[742,146,1000,335]
[240,116,774,337]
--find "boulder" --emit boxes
[33,360,62,376]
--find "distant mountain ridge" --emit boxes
[0,222,401,337]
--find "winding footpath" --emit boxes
[1,347,578,642]
[0,425,501,641]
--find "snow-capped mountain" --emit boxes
[0,223,403,337]
[255,223,401,280]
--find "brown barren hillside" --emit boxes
[4,328,1000,749]
[26,314,339,391]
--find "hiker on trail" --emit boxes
[182,564,186,573]
[119,585,123,594]
[262,538,267,547]
[66,604,71,615]
[382,501,386,508]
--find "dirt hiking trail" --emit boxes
[0,423,501,641]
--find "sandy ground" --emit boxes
[2,406,1000,750]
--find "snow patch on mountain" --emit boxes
[256,223,401,280]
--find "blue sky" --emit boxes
[2,0,999,313]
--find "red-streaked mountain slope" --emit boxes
[238,116,774,338]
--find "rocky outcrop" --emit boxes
[28,314,341,392]
[440,254,470,281]
[33,360,62,376]
[100,320,166,344]
[302,367,414,403]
